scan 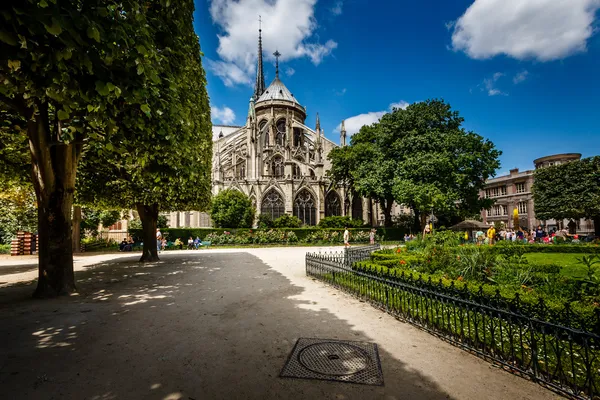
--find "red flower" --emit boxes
[400,260,407,265]
[457,276,464,281]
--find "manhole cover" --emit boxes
[280,338,383,386]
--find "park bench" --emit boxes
[200,241,211,248]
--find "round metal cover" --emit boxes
[297,342,370,376]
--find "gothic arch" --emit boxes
[352,195,363,221]
[325,191,342,217]
[260,188,285,220]
[271,155,284,177]
[294,188,317,226]
[275,118,286,146]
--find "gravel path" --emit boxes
[0,248,558,399]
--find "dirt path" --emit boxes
[0,248,558,399]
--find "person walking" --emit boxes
[343,227,350,247]
[156,228,162,253]
[369,229,376,245]
[487,225,496,245]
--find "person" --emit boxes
[119,238,129,252]
[194,236,201,249]
[161,238,167,251]
[423,224,431,237]
[535,225,544,243]
[343,227,350,247]
[156,228,162,253]
[404,233,409,242]
[187,236,194,250]
[487,226,496,245]
[463,231,469,244]
[174,238,183,250]
[369,229,376,245]
[476,230,484,244]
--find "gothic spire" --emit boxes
[273,50,281,79]
[315,112,321,133]
[340,120,347,146]
[254,16,265,99]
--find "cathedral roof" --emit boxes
[256,77,301,105]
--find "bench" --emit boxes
[200,241,211,248]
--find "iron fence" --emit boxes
[306,248,600,399]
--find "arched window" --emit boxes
[293,127,302,147]
[261,190,285,220]
[325,191,341,217]
[294,189,316,226]
[258,120,269,147]
[235,161,246,179]
[276,119,286,146]
[352,195,363,221]
[272,156,284,177]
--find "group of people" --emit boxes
[471,225,578,245]
[119,237,135,252]
[155,229,204,252]
[342,228,377,247]
[403,233,417,242]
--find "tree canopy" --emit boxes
[210,190,255,229]
[533,156,600,236]
[328,100,500,229]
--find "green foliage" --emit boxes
[128,215,167,230]
[328,100,501,228]
[210,190,255,229]
[533,157,600,230]
[80,208,121,237]
[272,214,303,228]
[0,244,10,254]
[318,216,364,228]
[0,186,37,244]
[257,214,274,229]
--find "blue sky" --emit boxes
[193,0,600,175]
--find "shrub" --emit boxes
[318,216,363,228]
[0,244,10,254]
[210,189,255,228]
[257,214,274,229]
[272,214,302,228]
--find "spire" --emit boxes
[273,50,281,78]
[340,120,347,146]
[315,112,321,133]
[254,16,265,99]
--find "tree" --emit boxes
[77,0,212,262]
[80,208,121,237]
[210,190,254,228]
[0,185,37,244]
[533,156,600,236]
[385,100,500,230]
[272,214,303,228]
[1,0,156,296]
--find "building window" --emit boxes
[325,191,342,217]
[293,164,301,177]
[518,202,528,214]
[235,161,246,179]
[490,204,507,216]
[260,120,269,147]
[276,119,286,146]
[485,186,507,198]
[261,190,285,220]
[272,156,284,177]
[294,189,316,226]
[515,183,526,193]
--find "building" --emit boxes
[480,153,594,234]
[165,28,386,227]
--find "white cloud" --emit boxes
[481,72,507,96]
[211,105,236,125]
[335,101,410,136]
[513,70,529,84]
[335,88,347,96]
[285,67,295,76]
[331,0,343,16]
[450,0,600,61]
[208,0,338,86]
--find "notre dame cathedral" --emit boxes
[164,29,395,228]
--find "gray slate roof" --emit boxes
[256,77,301,105]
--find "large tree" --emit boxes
[210,190,255,229]
[329,100,500,230]
[0,0,156,295]
[77,0,212,262]
[533,156,600,236]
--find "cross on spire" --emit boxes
[273,50,281,78]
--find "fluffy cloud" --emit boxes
[450,0,600,61]
[335,101,410,136]
[208,0,337,86]
[480,72,507,96]
[285,67,295,76]
[211,105,236,125]
[513,70,529,84]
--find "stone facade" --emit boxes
[480,153,595,234]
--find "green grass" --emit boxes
[525,252,589,278]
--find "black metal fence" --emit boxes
[306,247,600,399]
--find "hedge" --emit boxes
[128,227,406,242]
[492,243,600,254]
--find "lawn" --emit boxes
[524,252,589,278]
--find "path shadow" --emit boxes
[0,252,453,400]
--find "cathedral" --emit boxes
[164,29,393,228]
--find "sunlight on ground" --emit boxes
[118,293,169,306]
[32,326,77,349]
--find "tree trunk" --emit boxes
[419,212,428,232]
[594,216,600,237]
[27,105,81,297]
[72,206,82,253]
[412,209,421,234]
[383,198,393,227]
[136,203,159,262]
